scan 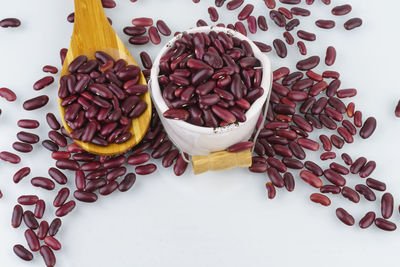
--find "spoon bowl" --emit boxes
[59,0,152,156]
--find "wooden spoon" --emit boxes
[59,0,152,156]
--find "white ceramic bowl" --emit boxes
[150,26,272,156]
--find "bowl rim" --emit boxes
[149,26,272,135]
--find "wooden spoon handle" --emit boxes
[191,150,252,175]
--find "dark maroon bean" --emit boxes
[344,18,362,30]
[23,211,39,229]
[40,246,56,267]
[291,7,310,16]
[336,208,354,226]
[298,41,307,55]
[85,178,107,192]
[25,229,40,251]
[266,182,276,199]
[350,157,367,174]
[13,244,33,261]
[297,30,316,41]
[17,119,39,129]
[31,177,55,190]
[297,56,320,70]
[174,153,188,176]
[74,190,98,202]
[366,178,386,192]
[282,157,303,169]
[228,142,254,153]
[359,117,376,139]
[33,76,54,90]
[123,26,146,36]
[135,163,157,175]
[285,18,299,31]
[227,0,244,10]
[282,172,294,192]
[103,155,126,169]
[17,131,39,144]
[156,20,171,36]
[43,65,58,74]
[55,200,75,217]
[321,152,336,160]
[102,0,116,8]
[342,120,357,135]
[273,39,287,58]
[320,185,341,194]
[238,4,254,20]
[162,149,179,168]
[13,167,31,183]
[0,151,21,164]
[148,26,161,45]
[337,88,357,98]
[341,153,353,165]
[257,16,268,31]
[325,46,336,66]
[279,0,300,3]
[99,181,118,195]
[118,173,136,192]
[12,142,33,153]
[297,138,319,151]
[342,186,360,203]
[359,211,375,229]
[375,218,397,231]
[329,162,349,175]
[53,188,70,207]
[359,161,376,178]
[216,0,226,7]
[45,113,60,130]
[44,236,62,251]
[129,36,150,45]
[355,184,376,201]
[381,193,394,219]
[315,19,335,29]
[304,161,323,176]
[18,195,39,205]
[37,221,49,240]
[326,79,341,98]
[42,140,59,152]
[249,163,268,173]
[48,168,68,185]
[208,7,219,22]
[56,159,79,171]
[0,18,21,28]
[324,169,346,186]
[270,10,286,27]
[23,95,49,110]
[354,110,362,127]
[34,200,46,219]
[106,166,127,181]
[48,218,62,236]
[12,205,23,228]
[330,134,343,149]
[332,4,352,16]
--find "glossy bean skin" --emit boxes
[341,186,360,203]
[366,178,386,191]
[359,212,375,229]
[355,184,376,201]
[0,87,17,101]
[300,170,322,188]
[40,245,56,267]
[12,205,23,228]
[13,244,33,261]
[381,193,394,219]
[336,208,355,226]
[266,182,276,199]
[344,18,362,30]
[375,218,397,231]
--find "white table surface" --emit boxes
[1,0,400,266]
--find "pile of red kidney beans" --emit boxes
[0,0,398,266]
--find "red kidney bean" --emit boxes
[148,26,161,45]
[118,173,136,192]
[249,163,268,173]
[85,178,107,192]
[324,169,346,186]
[265,0,276,9]
[234,21,247,36]
[336,208,354,226]
[325,46,336,66]
[129,36,150,45]
[266,182,276,199]
[23,95,49,110]
[342,120,357,135]
[215,0,226,7]
[304,161,323,176]
[52,151,71,160]
[34,200,46,219]
[227,141,254,153]
[135,163,157,175]
[106,166,127,181]
[17,119,39,129]
[326,79,340,98]
[375,218,397,231]
[73,170,85,190]
[123,26,146,36]
[74,190,99,202]
[247,16,257,34]
[332,4,352,16]
[132,17,153,27]
[55,200,76,217]
[17,131,39,144]
[24,211,39,229]
[297,138,319,151]
[297,30,316,41]
[156,20,171,36]
[174,153,188,176]
[320,152,336,160]
[103,155,126,169]
[283,172,295,192]
[207,7,219,22]
[99,181,118,195]
[282,157,303,169]
[359,117,376,139]
[337,88,357,98]
[13,244,33,261]
[257,16,268,31]
[320,185,341,194]
[267,167,285,188]
[359,161,376,178]
[0,18,21,27]
[344,18,362,30]
[315,19,335,29]
[48,167,68,185]
[42,140,59,152]
[55,159,79,171]
[40,245,56,267]
[329,162,349,175]
[381,193,394,219]
[278,7,293,19]
[25,229,40,251]
[227,0,244,10]
[341,153,353,165]
[330,134,343,149]
[139,51,152,70]
[310,193,331,206]
[366,178,386,192]
[341,186,360,203]
[12,205,23,228]
[286,18,300,31]
[355,184,376,201]
[37,221,49,240]
[18,195,39,205]
[13,142,33,153]
[359,211,376,229]
[291,7,310,16]
[163,108,190,121]
[353,110,362,127]
[337,127,353,143]
[296,56,320,70]
[300,170,323,188]
[33,76,54,90]
[42,65,58,74]
[319,135,332,151]
[31,177,55,190]
[350,157,367,174]
[0,87,17,101]
[53,188,70,207]
[270,11,286,27]
[162,149,179,168]
[273,67,290,81]
[48,218,62,236]
[44,236,62,251]
[283,31,294,45]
